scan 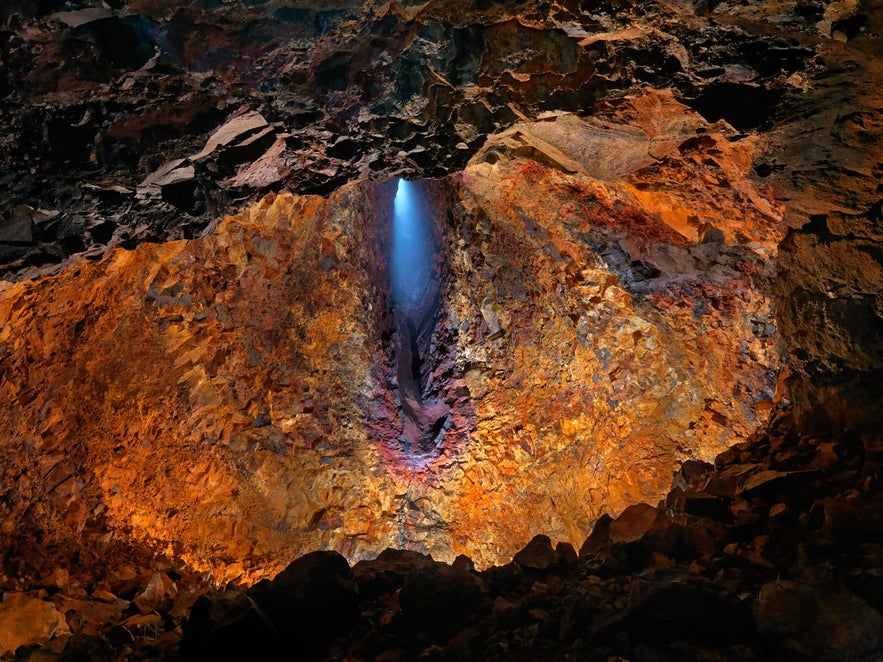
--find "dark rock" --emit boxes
[513,534,560,570]
[132,571,174,615]
[181,551,359,659]
[823,492,883,544]
[755,580,883,661]
[672,459,714,491]
[180,590,277,660]
[703,463,759,498]
[353,549,437,601]
[580,514,613,558]
[667,489,733,521]
[0,206,35,244]
[218,127,278,169]
[555,542,578,564]
[739,469,817,500]
[684,83,783,131]
[192,112,270,163]
[609,503,659,543]
[398,563,484,638]
[605,572,755,648]
[258,550,359,632]
[451,554,475,572]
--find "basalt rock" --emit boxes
[169,413,882,661]
[0,0,827,281]
[0,0,881,658]
[0,94,785,576]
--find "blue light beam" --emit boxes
[390,179,433,310]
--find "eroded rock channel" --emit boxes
[388,179,451,457]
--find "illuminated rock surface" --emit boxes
[0,94,782,578]
[0,0,881,658]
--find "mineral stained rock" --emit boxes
[175,414,883,662]
[0,91,782,577]
[0,0,881,657]
[0,0,832,280]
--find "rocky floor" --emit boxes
[1,406,881,660]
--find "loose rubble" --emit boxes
[1,407,880,660]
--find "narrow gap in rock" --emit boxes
[388,179,451,456]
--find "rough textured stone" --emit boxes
[0,123,781,574]
[0,0,842,282]
[513,535,560,571]
[756,580,883,660]
[0,593,68,655]
[0,0,880,658]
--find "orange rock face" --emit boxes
[0,94,781,579]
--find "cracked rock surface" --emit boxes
[0,0,881,659]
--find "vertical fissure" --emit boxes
[389,179,451,456]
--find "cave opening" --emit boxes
[389,179,451,456]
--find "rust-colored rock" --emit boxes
[0,92,782,577]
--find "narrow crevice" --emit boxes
[388,179,451,456]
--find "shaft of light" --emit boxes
[390,179,433,310]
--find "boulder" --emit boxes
[609,503,659,544]
[608,573,755,648]
[353,548,437,601]
[398,563,484,637]
[580,514,614,557]
[513,534,560,570]
[0,593,69,655]
[755,580,883,660]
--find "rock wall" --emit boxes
[0,0,880,618]
[0,90,784,578]
[0,0,823,279]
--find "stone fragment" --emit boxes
[612,573,755,647]
[555,542,579,564]
[671,460,714,491]
[220,126,278,167]
[50,8,115,28]
[0,593,69,655]
[580,514,613,557]
[202,551,360,658]
[398,563,484,637]
[192,112,269,162]
[138,158,188,190]
[452,554,476,572]
[222,137,287,189]
[91,589,119,604]
[513,534,560,570]
[755,580,883,660]
[739,469,816,498]
[702,463,759,498]
[123,612,163,636]
[0,206,36,244]
[609,503,659,543]
[354,549,437,600]
[667,490,732,520]
[133,572,174,614]
[52,596,123,635]
[823,492,883,543]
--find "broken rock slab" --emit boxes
[756,580,883,661]
[191,111,270,163]
[0,593,69,655]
